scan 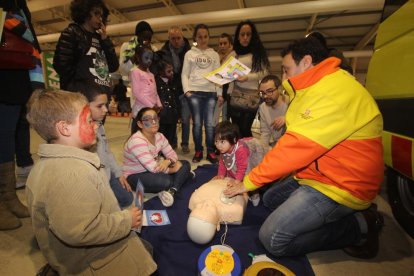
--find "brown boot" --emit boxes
[0,162,30,219]
[0,201,21,230]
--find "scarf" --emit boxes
[4,9,44,89]
[236,45,251,56]
[169,43,184,73]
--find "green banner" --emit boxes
[43,51,60,89]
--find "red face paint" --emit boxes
[79,105,96,145]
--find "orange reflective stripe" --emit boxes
[289,57,340,90]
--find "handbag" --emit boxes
[230,84,261,111]
[0,28,35,70]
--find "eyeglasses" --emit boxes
[141,116,159,124]
[259,87,277,98]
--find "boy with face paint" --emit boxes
[130,45,162,134]
[25,89,157,275]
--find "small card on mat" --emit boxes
[142,210,171,226]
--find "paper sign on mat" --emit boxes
[142,210,171,226]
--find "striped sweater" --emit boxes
[123,131,178,177]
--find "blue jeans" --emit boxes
[179,94,191,147]
[0,103,21,163]
[126,160,191,193]
[259,177,362,257]
[187,92,217,153]
[109,173,134,208]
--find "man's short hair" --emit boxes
[27,89,88,143]
[260,75,281,88]
[168,26,183,36]
[74,80,107,102]
[219,33,233,45]
[281,37,329,65]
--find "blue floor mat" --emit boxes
[141,164,314,276]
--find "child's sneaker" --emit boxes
[249,193,260,207]
[16,165,33,189]
[192,151,203,163]
[158,188,176,207]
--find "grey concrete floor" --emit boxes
[1,116,413,275]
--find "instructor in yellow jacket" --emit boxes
[224,37,384,259]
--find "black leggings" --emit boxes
[127,160,192,193]
[229,107,257,138]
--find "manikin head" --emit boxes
[187,200,219,244]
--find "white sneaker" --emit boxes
[16,165,33,189]
[249,193,260,207]
[158,190,174,207]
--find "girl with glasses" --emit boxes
[123,107,193,207]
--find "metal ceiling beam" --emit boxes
[305,13,318,35]
[27,0,71,12]
[237,0,245,9]
[106,4,130,23]
[354,22,380,50]
[32,23,55,35]
[37,0,384,44]
[351,22,380,74]
[49,7,71,22]
[268,49,373,63]
[160,0,193,38]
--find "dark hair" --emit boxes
[219,33,233,45]
[281,37,329,65]
[233,20,270,72]
[135,107,157,130]
[135,21,153,36]
[72,80,106,102]
[70,0,109,25]
[260,75,281,88]
[193,24,209,40]
[131,44,153,65]
[215,121,240,145]
[306,31,328,48]
[156,59,172,75]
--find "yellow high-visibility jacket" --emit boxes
[244,57,384,210]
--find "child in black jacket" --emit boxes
[155,60,179,146]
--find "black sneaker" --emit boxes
[192,151,203,163]
[343,205,384,259]
[206,152,218,164]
